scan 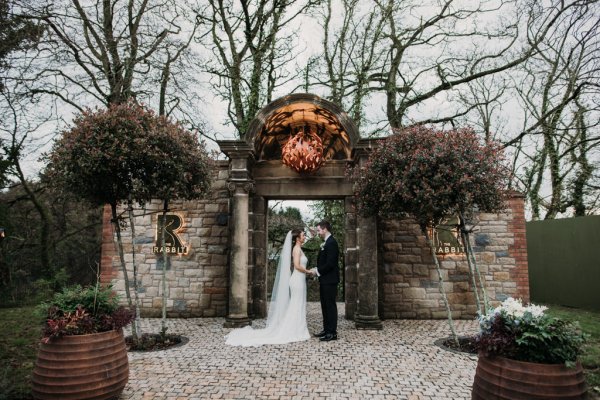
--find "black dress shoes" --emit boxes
[319,333,337,342]
[313,331,327,338]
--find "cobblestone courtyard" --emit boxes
[121,303,479,400]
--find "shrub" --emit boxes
[38,285,134,343]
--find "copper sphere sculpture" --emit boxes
[282,127,324,173]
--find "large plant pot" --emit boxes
[32,329,129,400]
[472,355,587,400]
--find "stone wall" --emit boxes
[101,163,529,320]
[379,192,529,319]
[100,161,231,317]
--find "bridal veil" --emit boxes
[265,231,292,329]
[225,231,293,346]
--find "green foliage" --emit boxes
[546,305,600,389]
[31,268,70,302]
[45,101,212,208]
[38,284,134,343]
[516,315,586,365]
[38,284,119,317]
[0,183,102,306]
[267,205,304,248]
[0,306,42,400]
[0,0,44,79]
[351,126,509,230]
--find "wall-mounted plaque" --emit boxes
[153,214,188,255]
[428,216,465,255]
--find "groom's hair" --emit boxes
[317,220,332,234]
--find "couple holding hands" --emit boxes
[225,220,339,346]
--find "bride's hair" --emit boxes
[290,229,303,271]
[291,229,303,246]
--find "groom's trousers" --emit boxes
[320,283,338,334]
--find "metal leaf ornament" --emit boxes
[282,127,324,173]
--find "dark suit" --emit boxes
[316,235,340,335]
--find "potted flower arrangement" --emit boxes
[32,284,135,400]
[472,297,588,400]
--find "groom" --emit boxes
[310,220,340,342]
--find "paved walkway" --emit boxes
[121,303,479,400]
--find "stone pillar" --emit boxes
[344,197,358,320]
[218,140,255,328]
[507,191,530,302]
[251,196,268,318]
[224,181,253,327]
[355,215,383,329]
[352,139,384,330]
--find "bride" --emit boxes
[225,229,311,346]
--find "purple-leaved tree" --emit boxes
[351,125,509,344]
[46,101,211,344]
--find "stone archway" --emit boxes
[218,93,382,330]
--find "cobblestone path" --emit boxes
[121,303,478,400]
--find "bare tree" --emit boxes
[375,0,578,128]
[0,88,54,276]
[311,0,582,134]
[457,76,511,142]
[12,0,200,111]
[510,0,600,219]
[197,0,319,137]
[2,1,217,343]
[307,0,388,131]
[0,0,43,91]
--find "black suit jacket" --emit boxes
[316,235,340,285]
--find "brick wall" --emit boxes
[99,161,230,317]
[506,192,529,302]
[379,193,529,319]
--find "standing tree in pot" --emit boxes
[32,284,134,400]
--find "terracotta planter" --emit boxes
[32,329,129,400]
[472,355,587,400]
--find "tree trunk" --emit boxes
[460,226,482,314]
[126,200,141,339]
[110,203,138,344]
[160,199,169,337]
[459,212,489,313]
[424,228,459,346]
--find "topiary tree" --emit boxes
[148,119,212,338]
[46,101,212,343]
[351,125,509,344]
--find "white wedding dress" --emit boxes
[225,232,310,346]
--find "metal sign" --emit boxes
[428,216,465,255]
[153,214,188,255]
